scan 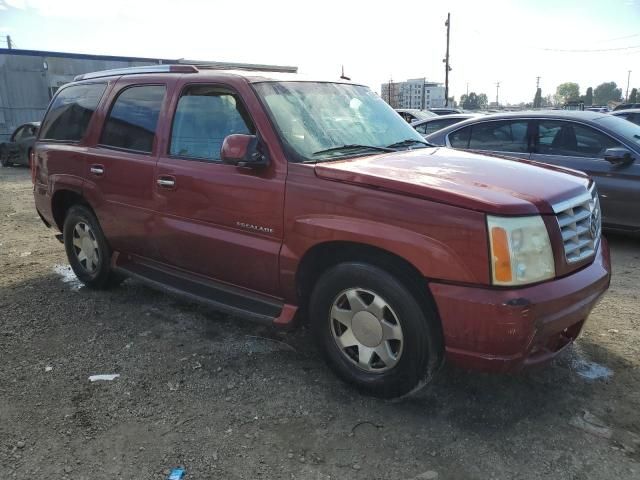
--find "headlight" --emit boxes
[487,215,555,286]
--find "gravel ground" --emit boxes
[1,165,639,480]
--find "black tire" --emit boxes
[63,204,124,289]
[309,262,443,398]
[0,145,9,167]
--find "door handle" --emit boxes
[157,176,176,188]
[90,165,104,176]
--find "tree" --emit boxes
[629,88,638,103]
[461,92,489,110]
[555,82,580,105]
[584,87,593,106]
[477,93,488,109]
[533,87,542,108]
[593,82,622,105]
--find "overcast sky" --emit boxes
[1,0,639,104]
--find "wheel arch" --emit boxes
[294,241,442,330]
[51,189,95,231]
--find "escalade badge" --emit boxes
[236,221,274,234]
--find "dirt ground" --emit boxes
[1,165,639,480]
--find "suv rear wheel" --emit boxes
[309,262,443,398]
[63,205,124,289]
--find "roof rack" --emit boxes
[74,64,198,81]
[176,59,298,74]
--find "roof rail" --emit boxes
[73,64,198,81]
[176,59,298,74]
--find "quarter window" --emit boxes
[170,85,254,161]
[448,126,471,148]
[467,120,529,152]
[101,85,166,153]
[40,83,107,141]
[536,120,621,157]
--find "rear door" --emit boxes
[83,78,172,257]
[152,81,286,297]
[529,119,640,229]
[448,119,532,160]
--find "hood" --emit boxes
[314,147,590,215]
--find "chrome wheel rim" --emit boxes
[329,288,403,373]
[72,222,100,274]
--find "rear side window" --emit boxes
[101,85,166,153]
[40,83,107,141]
[170,85,254,162]
[468,120,529,152]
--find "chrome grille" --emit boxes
[552,184,601,264]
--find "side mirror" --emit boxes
[221,134,269,168]
[604,147,635,166]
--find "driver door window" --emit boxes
[169,85,255,162]
[536,120,621,157]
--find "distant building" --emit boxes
[381,78,446,110]
[0,48,173,140]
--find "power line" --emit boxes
[538,44,640,53]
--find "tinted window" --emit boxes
[537,120,621,157]
[40,83,106,141]
[12,126,26,141]
[627,113,640,126]
[468,120,529,152]
[424,117,461,135]
[101,85,166,153]
[170,85,254,161]
[449,126,471,148]
[414,122,428,134]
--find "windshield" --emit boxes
[253,82,428,162]
[595,115,640,147]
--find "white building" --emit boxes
[381,78,446,109]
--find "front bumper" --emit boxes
[429,238,611,373]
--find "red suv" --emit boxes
[33,64,611,397]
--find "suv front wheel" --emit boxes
[63,205,123,289]
[310,262,443,398]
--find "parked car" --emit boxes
[613,103,640,111]
[34,66,610,397]
[610,108,640,126]
[0,122,40,167]
[395,108,436,123]
[426,111,640,232]
[428,107,463,116]
[586,106,609,113]
[411,114,479,137]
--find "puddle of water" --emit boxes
[571,344,613,380]
[52,264,83,291]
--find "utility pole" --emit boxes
[6,35,12,49]
[496,81,500,107]
[443,13,451,107]
[536,76,540,89]
[466,82,469,96]
[626,70,632,102]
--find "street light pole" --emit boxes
[626,70,632,102]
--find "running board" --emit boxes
[113,256,292,326]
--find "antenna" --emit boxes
[340,65,351,81]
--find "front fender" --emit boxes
[280,214,489,303]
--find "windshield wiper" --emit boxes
[312,144,396,156]
[386,139,433,149]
